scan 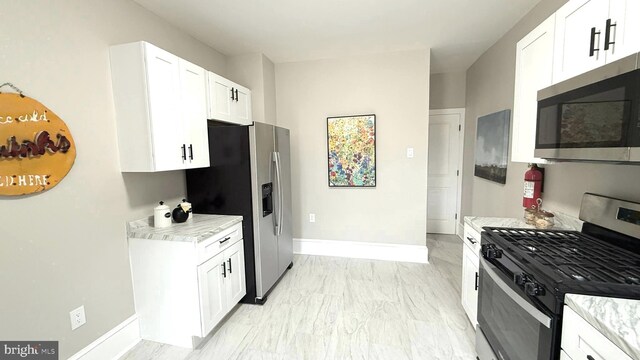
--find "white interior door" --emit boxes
[427,110,463,234]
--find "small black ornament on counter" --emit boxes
[172,204,189,223]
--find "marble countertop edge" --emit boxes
[464,212,582,233]
[127,214,243,243]
[565,294,640,360]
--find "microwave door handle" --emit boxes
[480,258,552,328]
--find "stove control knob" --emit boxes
[486,248,503,259]
[514,273,529,286]
[525,282,545,297]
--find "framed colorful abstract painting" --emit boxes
[327,114,376,187]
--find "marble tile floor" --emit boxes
[120,234,476,360]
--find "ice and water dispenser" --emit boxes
[262,183,273,217]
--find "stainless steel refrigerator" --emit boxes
[186,121,293,305]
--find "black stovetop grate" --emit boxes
[486,228,640,285]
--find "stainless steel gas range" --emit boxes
[475,193,640,360]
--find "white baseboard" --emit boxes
[457,222,464,240]
[293,238,429,263]
[68,315,140,360]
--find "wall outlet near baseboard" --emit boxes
[70,305,86,330]
[309,213,316,223]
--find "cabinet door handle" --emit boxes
[219,236,231,244]
[475,272,479,291]
[181,144,187,161]
[586,356,595,360]
[466,236,477,245]
[188,144,193,160]
[230,87,235,101]
[235,89,239,102]
[228,258,232,273]
[589,27,601,57]
[222,262,227,278]
[604,18,616,51]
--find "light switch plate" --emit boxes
[407,148,414,158]
[309,213,316,223]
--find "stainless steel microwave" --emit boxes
[536,52,640,163]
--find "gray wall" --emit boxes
[430,71,467,109]
[0,0,227,358]
[275,50,430,245]
[227,53,277,125]
[462,0,640,221]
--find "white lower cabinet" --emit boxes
[225,240,247,305]
[198,252,227,336]
[129,222,246,348]
[198,240,246,336]
[561,305,633,360]
[461,223,481,328]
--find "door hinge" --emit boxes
[458,124,461,131]
[455,213,458,220]
[457,170,459,176]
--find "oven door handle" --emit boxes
[481,258,552,328]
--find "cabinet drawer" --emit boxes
[561,306,633,360]
[463,223,482,254]
[197,223,243,265]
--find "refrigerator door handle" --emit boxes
[277,152,284,236]
[273,151,280,235]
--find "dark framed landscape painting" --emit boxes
[327,114,376,187]
[474,110,510,184]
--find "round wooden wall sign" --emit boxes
[0,93,76,196]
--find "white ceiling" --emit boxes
[134,0,541,73]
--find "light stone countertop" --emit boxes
[565,294,640,360]
[464,212,582,233]
[127,214,243,243]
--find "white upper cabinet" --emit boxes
[206,72,252,126]
[553,0,608,83]
[553,0,640,83]
[207,72,233,123]
[606,0,640,63]
[179,60,210,169]
[110,41,209,172]
[144,45,185,171]
[233,86,252,125]
[512,14,555,164]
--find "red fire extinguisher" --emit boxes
[523,164,543,209]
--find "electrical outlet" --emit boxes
[406,147,414,158]
[69,305,86,330]
[309,213,316,223]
